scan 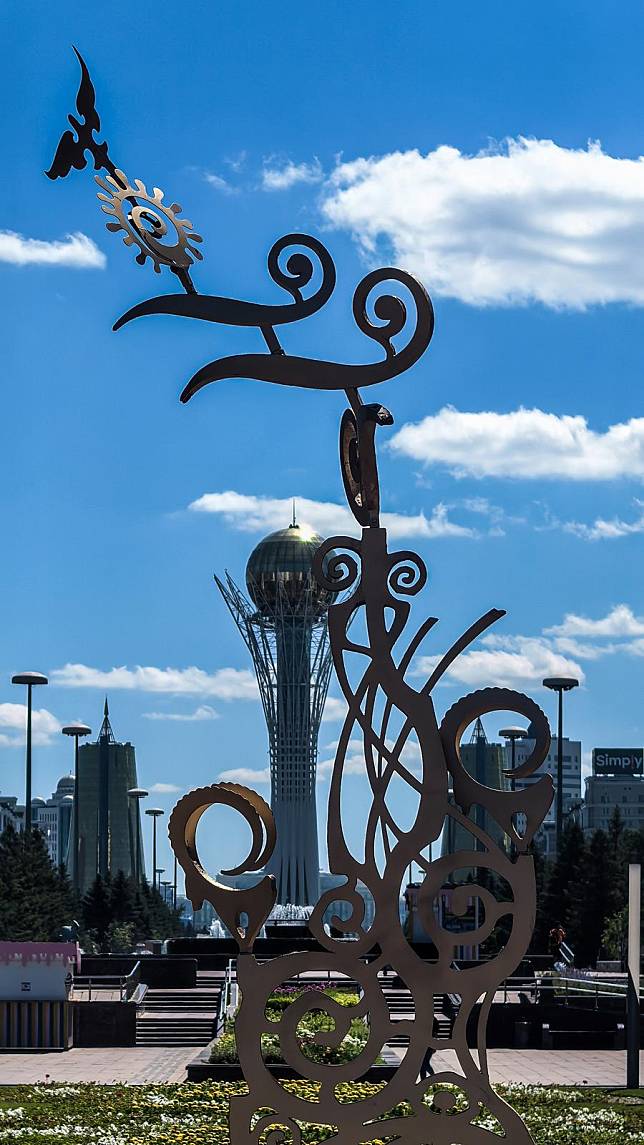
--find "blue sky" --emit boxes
[3,1,644,888]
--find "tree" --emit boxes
[81,873,112,947]
[0,823,76,941]
[572,829,618,967]
[542,821,587,961]
[106,921,135,953]
[80,870,183,949]
[529,839,550,954]
[602,907,628,967]
[110,869,136,923]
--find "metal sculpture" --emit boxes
[48,49,554,1145]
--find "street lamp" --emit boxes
[62,722,92,892]
[155,867,165,895]
[128,788,148,885]
[161,879,172,905]
[145,807,164,890]
[173,853,178,910]
[543,677,579,855]
[499,726,529,793]
[11,672,48,833]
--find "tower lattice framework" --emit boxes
[215,571,333,906]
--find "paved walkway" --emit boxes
[0,1046,641,1087]
[389,1046,644,1087]
[0,1046,197,1084]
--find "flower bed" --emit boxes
[209,988,380,1067]
[0,1082,642,1144]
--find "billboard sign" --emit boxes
[593,748,643,777]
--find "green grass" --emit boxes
[0,1082,642,1144]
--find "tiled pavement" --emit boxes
[388,1046,644,1087]
[0,1045,198,1084]
[0,1046,641,1086]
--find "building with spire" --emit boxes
[216,518,335,906]
[442,717,508,870]
[75,700,144,894]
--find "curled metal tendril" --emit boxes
[387,551,428,597]
[267,233,336,306]
[312,537,361,594]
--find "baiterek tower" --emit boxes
[215,518,335,906]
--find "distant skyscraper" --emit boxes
[75,700,144,893]
[0,796,21,834]
[31,776,75,867]
[513,727,582,858]
[216,521,334,906]
[442,718,508,870]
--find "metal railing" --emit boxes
[73,959,141,1002]
[544,973,644,1008]
[217,958,237,1034]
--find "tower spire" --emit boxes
[470,716,487,744]
[98,697,115,743]
[292,498,297,528]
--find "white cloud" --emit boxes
[562,501,644,540]
[204,172,236,195]
[321,696,348,722]
[188,490,475,539]
[545,604,644,639]
[0,230,106,269]
[411,602,644,690]
[0,703,61,747]
[389,406,644,482]
[262,158,323,191]
[415,634,585,690]
[218,766,271,784]
[147,782,182,794]
[143,705,219,722]
[50,663,258,700]
[322,137,644,308]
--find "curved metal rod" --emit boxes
[180,267,434,401]
[114,289,332,332]
[113,232,336,332]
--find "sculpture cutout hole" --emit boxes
[511,811,526,841]
[458,710,533,790]
[194,800,257,885]
[421,1083,466,1114]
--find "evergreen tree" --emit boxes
[529,839,550,954]
[81,873,113,947]
[542,821,587,960]
[572,829,617,967]
[0,824,76,940]
[110,869,136,923]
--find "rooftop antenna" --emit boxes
[291,498,296,528]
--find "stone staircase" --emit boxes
[383,988,452,1046]
[136,985,221,1047]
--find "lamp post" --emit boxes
[499,726,528,793]
[173,853,178,910]
[128,788,148,885]
[62,722,92,892]
[145,808,164,890]
[161,879,172,905]
[155,867,165,895]
[11,672,48,834]
[543,677,579,856]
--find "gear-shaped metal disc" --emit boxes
[96,169,203,273]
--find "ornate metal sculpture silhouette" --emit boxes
[49,49,553,1144]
